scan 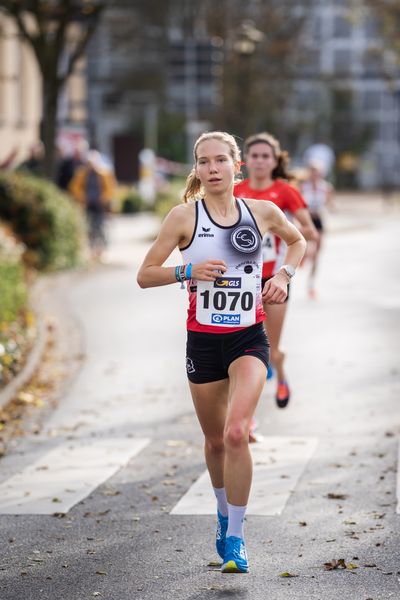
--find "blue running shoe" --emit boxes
[221,536,249,573]
[266,364,274,380]
[216,511,228,559]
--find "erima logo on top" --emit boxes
[214,277,241,288]
[198,226,214,238]
[231,226,259,253]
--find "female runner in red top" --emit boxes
[235,132,317,409]
[138,131,305,573]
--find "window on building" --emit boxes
[332,88,353,113]
[362,47,384,77]
[0,26,5,121]
[334,16,352,38]
[364,18,379,38]
[13,35,24,125]
[300,48,320,77]
[362,90,381,111]
[333,49,352,74]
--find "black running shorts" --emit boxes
[186,322,270,384]
[311,214,324,232]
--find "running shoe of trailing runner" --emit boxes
[276,380,290,409]
[221,536,249,573]
[266,364,274,380]
[308,287,317,300]
[216,511,228,559]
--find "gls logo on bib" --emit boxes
[214,277,241,288]
[231,226,260,253]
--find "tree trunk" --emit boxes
[42,76,60,181]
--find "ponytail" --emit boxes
[272,150,290,180]
[183,167,203,203]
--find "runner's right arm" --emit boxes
[137,205,226,288]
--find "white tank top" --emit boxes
[181,198,265,333]
[302,180,330,214]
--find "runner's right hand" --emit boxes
[191,260,227,281]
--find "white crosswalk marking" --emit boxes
[171,436,318,516]
[0,438,150,515]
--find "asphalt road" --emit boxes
[0,195,399,600]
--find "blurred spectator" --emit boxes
[16,142,45,177]
[68,150,116,260]
[57,138,89,191]
[0,148,19,170]
[303,143,335,179]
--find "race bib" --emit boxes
[196,276,256,328]
[262,233,277,263]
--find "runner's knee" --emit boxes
[224,422,248,449]
[205,436,225,454]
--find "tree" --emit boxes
[365,0,400,63]
[0,0,105,179]
[201,0,310,140]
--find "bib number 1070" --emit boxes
[199,290,253,312]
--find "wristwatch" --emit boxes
[279,264,295,279]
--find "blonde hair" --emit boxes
[183,131,241,203]
[244,132,291,180]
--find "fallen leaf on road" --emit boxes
[102,487,120,497]
[279,572,299,578]
[326,493,348,500]
[324,559,347,570]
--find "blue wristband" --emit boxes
[185,262,192,280]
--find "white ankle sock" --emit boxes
[213,487,228,517]
[226,503,246,539]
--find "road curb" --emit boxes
[0,278,49,411]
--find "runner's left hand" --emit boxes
[262,272,288,304]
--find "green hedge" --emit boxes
[0,172,86,271]
[0,260,27,324]
[0,224,27,324]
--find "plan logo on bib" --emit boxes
[231,226,260,253]
[211,314,241,325]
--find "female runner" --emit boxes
[137,131,305,573]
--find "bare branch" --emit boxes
[61,4,104,83]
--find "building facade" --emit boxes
[0,12,88,169]
[288,0,400,188]
[85,1,399,188]
[0,13,41,167]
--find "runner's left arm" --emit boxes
[258,202,306,304]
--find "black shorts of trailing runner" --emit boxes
[186,322,269,384]
[311,214,324,232]
[262,277,290,303]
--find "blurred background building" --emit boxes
[0,13,41,167]
[1,0,399,189]
[0,11,88,168]
[288,0,400,189]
